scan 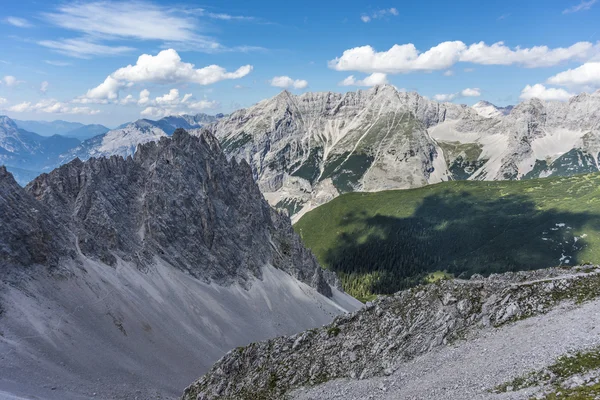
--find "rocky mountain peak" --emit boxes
[24,129,337,294]
[0,115,19,135]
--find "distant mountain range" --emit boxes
[13,119,110,140]
[3,87,600,213]
[0,113,222,185]
[206,85,600,219]
[0,116,80,185]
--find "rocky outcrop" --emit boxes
[183,265,600,399]
[22,129,335,293]
[0,166,73,272]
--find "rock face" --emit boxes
[0,129,359,400]
[182,265,600,400]
[204,85,472,220]
[205,87,600,219]
[431,91,600,182]
[28,129,338,290]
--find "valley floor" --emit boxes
[293,297,600,399]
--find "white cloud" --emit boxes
[563,0,597,14]
[138,89,151,105]
[43,1,214,45]
[4,17,33,28]
[434,87,481,102]
[520,84,575,101]
[40,81,49,94]
[155,89,184,105]
[329,42,467,73]
[461,88,481,97]
[44,60,72,67]
[434,93,457,102]
[189,8,256,21]
[361,8,399,22]
[8,102,31,113]
[78,49,251,103]
[270,76,308,89]
[78,76,124,103]
[547,62,600,87]
[111,50,252,84]
[1,76,22,87]
[39,38,134,59]
[118,94,137,105]
[329,41,600,74]
[460,41,596,67]
[137,88,219,118]
[8,99,100,115]
[443,70,454,76]
[0,98,7,105]
[339,73,388,86]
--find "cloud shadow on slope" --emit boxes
[324,190,600,295]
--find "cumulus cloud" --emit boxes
[563,0,597,14]
[547,62,600,87]
[137,88,219,118]
[460,41,596,67]
[78,49,252,103]
[339,73,388,86]
[1,76,22,87]
[0,98,7,105]
[8,99,100,115]
[40,81,49,94]
[329,41,600,74]
[361,8,399,22]
[4,17,33,28]
[112,50,252,84]
[434,88,481,102]
[138,89,151,106]
[519,84,575,101]
[270,76,308,89]
[118,94,137,105]
[461,88,481,97]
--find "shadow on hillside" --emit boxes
[325,190,600,295]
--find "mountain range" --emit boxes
[0,129,359,399]
[3,86,600,216]
[13,119,110,140]
[0,113,221,185]
[206,85,600,220]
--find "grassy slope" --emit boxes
[294,173,600,299]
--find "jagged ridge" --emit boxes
[183,265,600,399]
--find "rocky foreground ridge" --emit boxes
[183,265,600,399]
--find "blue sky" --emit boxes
[0,0,599,127]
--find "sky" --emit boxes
[0,0,599,127]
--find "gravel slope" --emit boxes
[293,298,600,399]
